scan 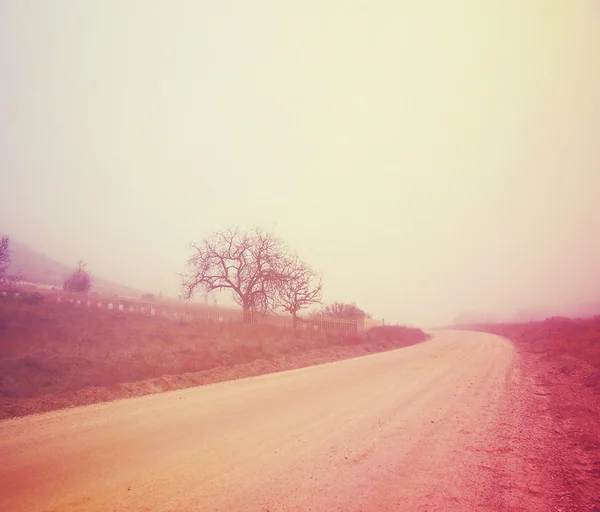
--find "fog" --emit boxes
[1,1,599,327]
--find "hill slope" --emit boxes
[5,239,143,297]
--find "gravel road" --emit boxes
[0,330,521,511]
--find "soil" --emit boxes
[465,321,600,512]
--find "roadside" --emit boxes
[465,319,600,512]
[0,296,428,419]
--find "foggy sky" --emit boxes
[1,1,599,327]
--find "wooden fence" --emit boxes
[48,291,383,333]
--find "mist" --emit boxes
[1,1,599,327]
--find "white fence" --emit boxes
[49,291,383,333]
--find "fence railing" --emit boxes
[47,291,383,333]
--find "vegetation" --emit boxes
[0,235,10,280]
[317,301,370,319]
[2,272,23,290]
[276,255,322,330]
[63,260,93,293]
[462,316,600,390]
[182,227,323,324]
[0,295,429,418]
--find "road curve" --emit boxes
[0,330,514,512]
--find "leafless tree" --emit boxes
[0,236,9,280]
[320,301,370,319]
[182,227,289,321]
[63,260,92,293]
[276,256,322,330]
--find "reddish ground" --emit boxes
[461,317,600,512]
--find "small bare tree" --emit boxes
[182,227,289,321]
[0,236,9,280]
[63,260,92,293]
[276,256,322,330]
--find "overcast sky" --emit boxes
[1,1,599,327]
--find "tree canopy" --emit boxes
[182,227,289,315]
[319,301,370,319]
[276,255,322,328]
[182,227,325,325]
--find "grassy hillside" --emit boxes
[5,239,143,297]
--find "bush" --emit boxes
[63,261,92,293]
[367,325,429,343]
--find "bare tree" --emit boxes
[0,236,9,280]
[320,301,370,319]
[276,256,322,330]
[182,227,289,321]
[63,260,92,293]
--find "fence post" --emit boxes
[357,317,365,334]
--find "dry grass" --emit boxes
[461,316,600,509]
[476,316,599,367]
[459,315,600,391]
[0,296,429,401]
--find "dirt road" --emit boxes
[1,330,522,511]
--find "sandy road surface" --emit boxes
[0,330,515,511]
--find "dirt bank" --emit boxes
[464,319,600,511]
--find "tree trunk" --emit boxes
[292,313,298,331]
[243,306,252,324]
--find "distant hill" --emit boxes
[454,304,600,327]
[511,302,600,323]
[557,302,600,320]
[5,239,144,298]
